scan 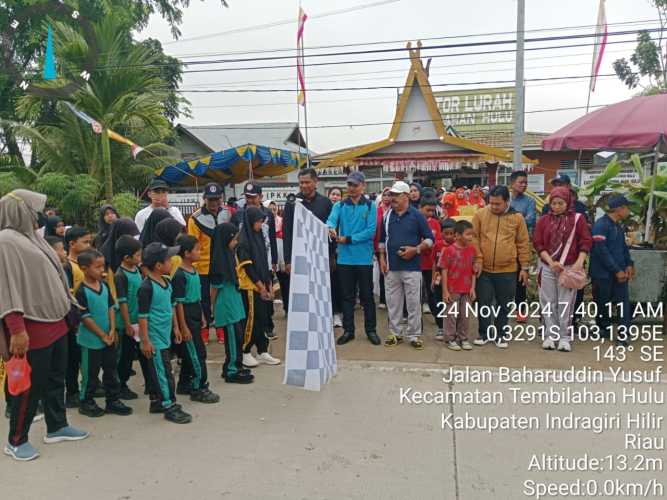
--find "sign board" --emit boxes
[262,186,298,205]
[433,86,516,133]
[527,174,545,193]
[168,192,201,205]
[580,167,641,187]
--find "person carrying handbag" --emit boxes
[533,187,592,352]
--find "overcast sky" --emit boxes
[142,0,659,153]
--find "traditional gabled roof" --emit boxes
[317,41,534,169]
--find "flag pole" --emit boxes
[296,2,303,171]
[512,0,525,172]
[301,26,311,168]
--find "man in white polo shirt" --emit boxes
[134,179,186,232]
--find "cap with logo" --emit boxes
[346,171,366,185]
[607,194,630,209]
[142,242,180,267]
[243,182,262,196]
[389,181,411,194]
[148,179,169,191]
[204,182,223,199]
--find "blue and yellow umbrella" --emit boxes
[155,144,307,186]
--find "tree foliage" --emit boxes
[613,1,667,93]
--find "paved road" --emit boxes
[2,357,665,500]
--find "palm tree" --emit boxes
[16,15,180,200]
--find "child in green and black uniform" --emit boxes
[114,235,150,400]
[210,223,254,384]
[172,235,220,403]
[75,250,132,418]
[138,242,192,424]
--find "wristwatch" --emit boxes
[416,246,421,255]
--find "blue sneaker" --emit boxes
[43,426,89,444]
[4,442,40,461]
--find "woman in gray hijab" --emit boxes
[0,189,88,462]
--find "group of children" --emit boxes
[417,199,478,352]
[42,207,274,425]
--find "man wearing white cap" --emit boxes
[378,181,434,350]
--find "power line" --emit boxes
[178,37,646,75]
[92,27,660,72]
[175,72,626,93]
[163,0,404,45]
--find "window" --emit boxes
[559,159,575,169]
[578,158,593,169]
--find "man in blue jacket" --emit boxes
[590,194,635,344]
[326,171,379,346]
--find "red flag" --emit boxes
[590,0,607,92]
[296,7,307,106]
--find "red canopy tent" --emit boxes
[542,94,667,243]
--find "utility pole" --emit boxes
[513,0,525,170]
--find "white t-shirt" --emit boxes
[134,205,186,232]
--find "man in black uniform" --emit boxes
[282,168,333,312]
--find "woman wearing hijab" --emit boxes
[44,215,66,240]
[441,192,460,218]
[468,185,486,209]
[409,182,422,209]
[154,217,185,275]
[93,204,119,249]
[100,218,140,274]
[0,189,88,461]
[533,187,591,353]
[139,208,172,247]
[209,223,254,384]
[236,207,280,368]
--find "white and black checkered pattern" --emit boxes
[283,201,337,391]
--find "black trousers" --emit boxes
[80,345,120,404]
[276,270,290,314]
[178,303,208,391]
[199,274,212,327]
[375,252,386,305]
[8,335,68,447]
[330,267,343,314]
[223,321,245,377]
[146,348,176,409]
[242,289,270,355]
[65,328,80,397]
[338,264,376,335]
[476,271,517,341]
[592,278,631,336]
[422,270,444,329]
[117,331,152,392]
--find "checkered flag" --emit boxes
[283,201,337,391]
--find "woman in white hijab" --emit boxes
[0,190,88,461]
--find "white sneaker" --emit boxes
[333,314,343,328]
[447,341,461,351]
[557,339,572,352]
[258,352,281,365]
[378,303,387,310]
[435,330,444,341]
[542,338,556,350]
[461,341,473,351]
[472,339,488,346]
[496,341,509,349]
[242,353,259,367]
[422,304,430,314]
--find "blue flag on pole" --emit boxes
[43,24,56,81]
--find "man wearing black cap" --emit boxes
[135,179,186,232]
[187,182,231,340]
[542,174,588,218]
[590,194,635,344]
[282,168,333,307]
